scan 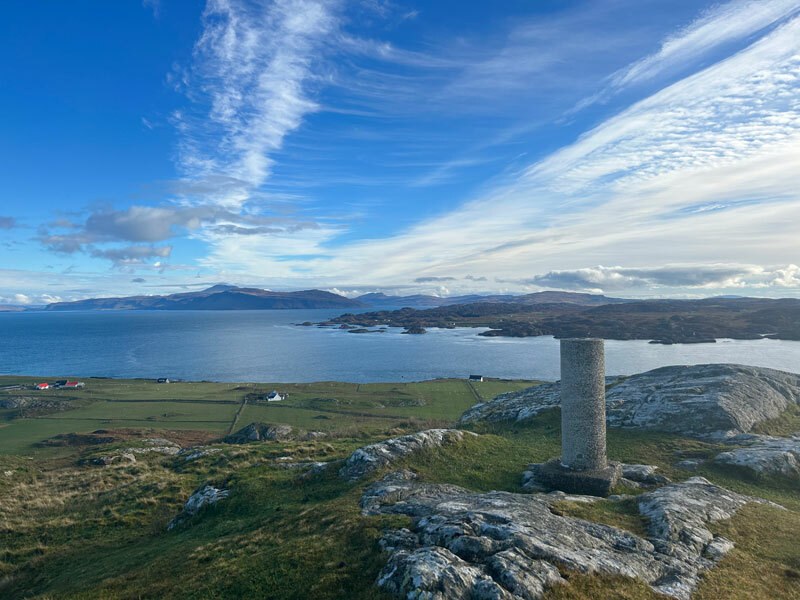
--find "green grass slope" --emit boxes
[0,380,798,599]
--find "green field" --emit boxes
[0,375,538,454]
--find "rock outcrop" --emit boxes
[714,433,800,478]
[89,452,137,466]
[222,422,327,444]
[459,377,622,425]
[460,364,800,437]
[125,437,182,455]
[179,447,223,462]
[339,429,476,481]
[223,422,295,443]
[363,472,757,600]
[168,484,230,530]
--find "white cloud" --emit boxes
[770,264,800,287]
[181,0,338,208]
[20,1,800,298]
[528,265,766,292]
[609,0,800,90]
[264,13,800,293]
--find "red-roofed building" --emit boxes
[64,381,84,388]
[36,382,50,390]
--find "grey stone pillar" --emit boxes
[560,338,607,471]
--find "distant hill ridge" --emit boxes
[41,286,626,311]
[44,286,362,311]
[355,289,628,309]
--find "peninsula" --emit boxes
[327,296,800,343]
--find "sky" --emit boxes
[1,0,799,304]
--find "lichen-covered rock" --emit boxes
[636,477,751,596]
[364,472,757,600]
[89,452,137,466]
[168,484,229,530]
[223,422,295,444]
[606,365,800,436]
[339,429,476,481]
[714,434,800,478]
[619,464,670,488]
[461,379,606,425]
[460,364,800,437]
[179,447,223,462]
[377,546,510,600]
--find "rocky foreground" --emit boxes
[460,364,800,438]
[362,470,762,600]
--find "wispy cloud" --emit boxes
[18,1,800,298]
[611,0,799,90]
[575,0,800,111]
[179,0,339,208]
[261,12,800,292]
[414,276,456,283]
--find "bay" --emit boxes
[1,310,799,382]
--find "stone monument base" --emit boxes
[522,459,622,497]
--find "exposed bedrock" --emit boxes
[459,364,800,437]
[714,433,800,479]
[363,471,761,600]
[339,429,477,481]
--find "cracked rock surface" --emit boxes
[339,429,476,481]
[714,433,800,478]
[460,364,800,437]
[363,472,757,600]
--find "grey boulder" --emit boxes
[168,484,230,530]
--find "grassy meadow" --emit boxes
[0,375,532,454]
[0,375,798,599]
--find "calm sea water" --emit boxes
[1,310,799,382]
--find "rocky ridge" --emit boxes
[339,429,476,481]
[363,471,761,600]
[460,364,800,437]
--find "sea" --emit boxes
[1,309,799,382]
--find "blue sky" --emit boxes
[1,0,800,304]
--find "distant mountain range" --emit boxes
[36,285,627,311]
[355,290,628,309]
[44,285,362,311]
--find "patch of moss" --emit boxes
[550,497,649,538]
[694,503,800,600]
[752,403,800,437]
